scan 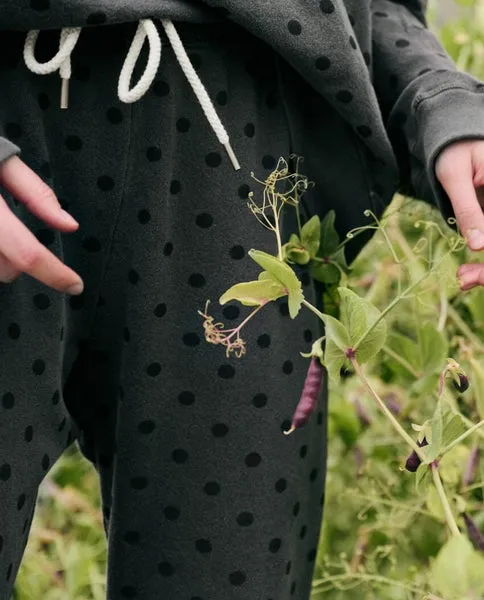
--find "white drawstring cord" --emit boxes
[118,19,162,104]
[160,20,240,171]
[23,27,82,109]
[23,19,241,170]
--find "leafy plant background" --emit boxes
[13,2,484,598]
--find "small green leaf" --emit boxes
[319,210,340,256]
[338,287,387,364]
[430,534,484,598]
[323,337,346,383]
[439,444,470,486]
[283,241,311,265]
[301,215,320,258]
[331,246,349,271]
[417,323,448,375]
[310,261,341,285]
[219,277,286,306]
[319,313,351,354]
[249,250,304,319]
[415,461,432,494]
[319,312,350,382]
[441,414,467,451]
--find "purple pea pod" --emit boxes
[284,357,324,435]
[404,437,429,473]
[384,393,401,416]
[354,397,372,427]
[463,513,484,551]
[462,446,480,489]
[453,373,470,393]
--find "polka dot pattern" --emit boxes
[0,18,330,600]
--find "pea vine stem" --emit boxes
[350,357,427,461]
[431,463,461,537]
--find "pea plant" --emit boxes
[198,157,484,599]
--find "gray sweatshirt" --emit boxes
[1,0,483,240]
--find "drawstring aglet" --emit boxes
[60,77,69,109]
[224,142,241,171]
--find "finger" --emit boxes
[437,150,484,251]
[457,263,484,290]
[0,156,79,232]
[457,263,480,275]
[0,252,21,283]
[0,195,84,294]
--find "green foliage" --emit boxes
[15,6,484,599]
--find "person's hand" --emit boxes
[435,139,484,291]
[0,155,84,294]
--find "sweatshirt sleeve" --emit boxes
[0,137,20,164]
[372,0,484,222]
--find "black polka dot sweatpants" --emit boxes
[0,20,328,600]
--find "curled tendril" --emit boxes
[247,156,312,230]
[198,301,246,358]
[412,236,428,255]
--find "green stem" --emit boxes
[431,463,461,537]
[381,344,422,379]
[302,299,326,322]
[437,286,448,332]
[351,358,427,461]
[439,419,484,457]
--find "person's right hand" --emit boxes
[0,155,84,295]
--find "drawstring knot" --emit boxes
[23,20,240,171]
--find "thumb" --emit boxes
[436,145,484,251]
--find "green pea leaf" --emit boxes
[317,312,350,383]
[319,210,340,257]
[426,402,466,462]
[415,461,432,494]
[310,261,341,285]
[283,234,311,265]
[219,275,286,307]
[417,322,448,375]
[300,215,321,259]
[249,250,304,318]
[386,323,447,379]
[430,534,484,598]
[338,287,387,364]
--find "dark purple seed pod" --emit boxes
[453,373,470,393]
[354,397,372,427]
[384,394,401,416]
[404,437,428,473]
[284,357,324,435]
[462,447,480,488]
[463,513,484,551]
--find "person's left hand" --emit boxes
[435,139,484,291]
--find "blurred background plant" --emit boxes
[14,2,484,598]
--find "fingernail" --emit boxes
[467,229,484,251]
[67,281,84,295]
[60,209,78,227]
